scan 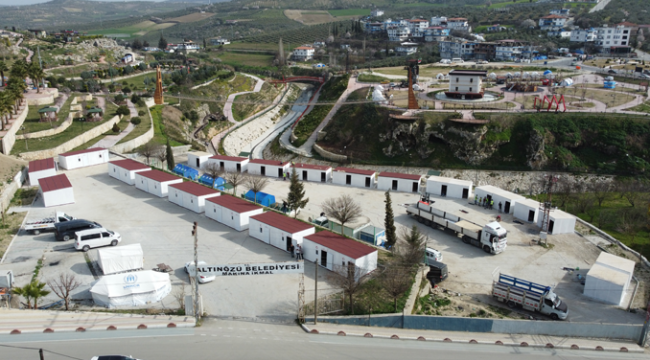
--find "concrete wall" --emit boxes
[0,168,28,215]
[70,94,92,105]
[18,115,122,161]
[26,89,59,106]
[309,314,643,341]
[1,103,29,155]
[171,145,192,156]
[16,112,75,140]
[110,104,155,154]
[313,144,347,162]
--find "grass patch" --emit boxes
[328,9,370,17]
[358,74,392,83]
[112,72,157,93]
[628,101,650,113]
[68,134,107,152]
[10,188,38,207]
[555,87,636,108]
[21,95,74,133]
[117,104,152,144]
[231,82,281,121]
[216,51,275,68]
[0,211,28,264]
[149,105,184,146]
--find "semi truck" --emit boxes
[24,212,75,234]
[406,200,507,254]
[492,274,568,320]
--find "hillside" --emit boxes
[318,100,650,175]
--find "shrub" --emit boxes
[115,105,130,117]
[112,123,120,133]
[114,94,125,103]
[138,110,145,116]
[130,94,141,104]
[130,117,142,125]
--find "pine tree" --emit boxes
[384,191,397,249]
[287,168,309,218]
[158,34,168,50]
[166,139,175,170]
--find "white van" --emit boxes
[75,228,121,252]
[440,59,451,64]
[451,58,464,64]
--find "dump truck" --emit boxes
[406,200,507,254]
[24,212,75,234]
[492,274,568,320]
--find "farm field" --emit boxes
[221,43,280,51]
[284,10,336,25]
[168,12,215,23]
[216,51,276,67]
[328,9,371,17]
[87,20,176,38]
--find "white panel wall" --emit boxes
[187,154,211,170]
[207,158,250,173]
[168,187,184,207]
[537,212,576,235]
[135,174,149,193]
[293,168,332,182]
[205,201,224,223]
[449,75,481,93]
[332,172,375,188]
[43,188,75,207]
[377,177,420,193]
[249,218,271,244]
[108,163,120,181]
[426,179,472,199]
[182,193,201,213]
[248,164,289,178]
[474,188,520,214]
[514,202,539,223]
[30,169,57,186]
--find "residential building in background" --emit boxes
[371,9,384,17]
[570,28,597,42]
[293,46,315,61]
[595,24,631,54]
[396,42,419,56]
[538,15,569,30]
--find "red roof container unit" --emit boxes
[205,195,264,231]
[249,211,315,252]
[38,174,74,208]
[29,158,57,186]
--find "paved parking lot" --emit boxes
[0,163,336,319]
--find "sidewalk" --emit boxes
[0,309,195,334]
[303,322,643,353]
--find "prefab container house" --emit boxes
[168,182,220,213]
[29,158,57,186]
[187,151,212,170]
[426,176,472,199]
[584,252,635,306]
[249,211,315,252]
[291,163,332,183]
[207,154,249,173]
[536,209,576,235]
[474,185,524,214]
[513,198,540,224]
[108,159,151,186]
[58,148,109,170]
[377,172,422,193]
[302,230,378,279]
[135,170,183,197]
[248,159,291,178]
[205,195,263,231]
[39,174,74,208]
[332,167,376,188]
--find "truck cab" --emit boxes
[541,290,568,320]
[481,222,507,254]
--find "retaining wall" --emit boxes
[70,94,93,105]
[110,102,155,154]
[308,314,643,341]
[18,115,122,161]
[171,145,192,156]
[26,88,58,106]
[16,113,76,140]
[0,168,28,215]
[313,143,347,162]
[1,104,29,155]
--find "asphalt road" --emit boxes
[0,319,645,360]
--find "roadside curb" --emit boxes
[300,325,643,353]
[1,321,195,335]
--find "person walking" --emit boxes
[474,194,478,205]
[289,244,295,258]
[283,172,286,181]
[498,202,503,213]
[297,244,303,260]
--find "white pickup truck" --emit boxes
[24,212,75,234]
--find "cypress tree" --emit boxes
[287,167,309,218]
[166,139,175,170]
[384,190,397,249]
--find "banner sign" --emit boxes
[196,262,304,277]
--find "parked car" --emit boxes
[54,219,102,241]
[185,260,216,283]
[75,228,121,252]
[608,69,618,74]
[90,356,141,360]
[439,59,451,64]
[312,216,329,227]
[426,261,448,285]
[478,60,489,64]
[425,247,443,263]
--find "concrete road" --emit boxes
[0,319,644,360]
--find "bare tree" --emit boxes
[397,225,427,267]
[590,181,614,207]
[596,209,616,229]
[47,274,80,311]
[552,176,574,209]
[172,282,187,310]
[574,190,595,214]
[224,170,246,195]
[380,266,412,312]
[139,141,158,165]
[203,162,224,189]
[620,180,648,208]
[321,194,363,233]
[155,145,167,169]
[329,263,365,315]
[618,208,645,245]
[246,175,270,204]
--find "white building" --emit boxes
[371,9,384,17]
[473,185,525,214]
[584,252,635,306]
[447,17,471,32]
[249,211,315,253]
[377,172,422,193]
[595,24,632,52]
[248,159,291,178]
[396,42,419,56]
[108,159,151,186]
[549,9,570,16]
[547,30,572,38]
[29,158,57,186]
[407,19,430,37]
[536,209,576,235]
[430,16,447,26]
[187,151,212,170]
[302,230,378,279]
[291,163,332,183]
[58,148,109,170]
[211,38,230,45]
[39,174,74,208]
[426,176,472,199]
[207,155,249,173]
[168,182,220,213]
[387,26,411,42]
[293,46,315,61]
[570,28,597,42]
[538,15,569,30]
[446,69,486,99]
[332,167,376,188]
[205,194,263,231]
[135,170,183,198]
[513,198,540,224]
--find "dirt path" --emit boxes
[222,73,264,123]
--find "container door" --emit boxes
[504,201,511,213]
[320,250,328,267]
[441,185,447,196]
[278,168,283,177]
[321,172,326,182]
[548,220,555,234]
[261,166,266,176]
[528,210,535,222]
[365,177,371,188]
[412,182,418,193]
[286,236,292,252]
[392,180,398,191]
[219,161,225,170]
[236,163,241,173]
[302,171,308,181]
[196,158,200,168]
[462,188,469,199]
[346,175,351,185]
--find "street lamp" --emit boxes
[20,126,27,150]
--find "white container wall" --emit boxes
[426,176,472,199]
[58,148,109,170]
[331,168,376,188]
[187,152,212,170]
[513,198,540,223]
[377,173,422,193]
[248,160,291,178]
[474,185,524,214]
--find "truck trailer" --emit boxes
[406,200,507,254]
[24,212,75,235]
[492,274,568,320]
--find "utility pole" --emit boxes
[639,300,650,346]
[39,349,44,360]
[314,259,318,325]
[191,221,200,322]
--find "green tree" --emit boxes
[398,225,427,267]
[11,283,33,309]
[0,60,7,86]
[166,139,175,170]
[384,191,397,249]
[287,167,309,218]
[115,105,130,117]
[27,281,50,309]
[159,34,168,50]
